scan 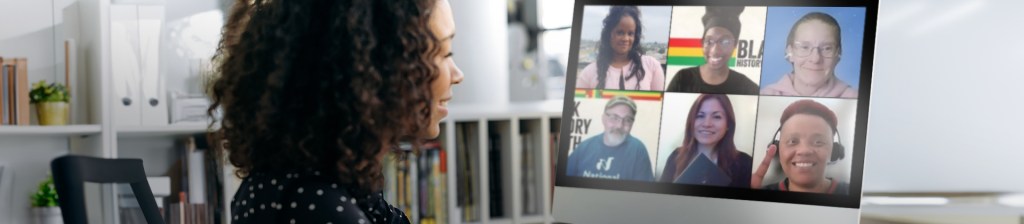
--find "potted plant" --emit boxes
[29,81,70,125]
[30,175,62,224]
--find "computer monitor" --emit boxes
[553,0,877,223]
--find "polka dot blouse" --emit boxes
[231,169,410,224]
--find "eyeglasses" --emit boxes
[702,39,735,48]
[604,113,635,125]
[791,42,839,58]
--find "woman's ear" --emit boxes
[784,47,793,62]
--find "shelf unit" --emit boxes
[380,101,564,224]
[2,0,569,223]
[411,102,562,224]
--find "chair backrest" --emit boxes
[51,155,165,224]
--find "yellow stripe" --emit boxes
[668,47,703,57]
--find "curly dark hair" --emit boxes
[209,0,442,195]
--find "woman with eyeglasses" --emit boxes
[761,12,857,98]
[666,6,759,95]
[659,94,752,188]
[577,6,665,91]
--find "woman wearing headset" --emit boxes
[751,100,849,194]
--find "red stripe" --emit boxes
[779,180,787,191]
[629,96,663,101]
[669,38,702,48]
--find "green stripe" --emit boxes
[667,56,736,67]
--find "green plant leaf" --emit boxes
[30,175,59,207]
[29,81,70,103]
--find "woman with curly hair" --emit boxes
[209,0,463,223]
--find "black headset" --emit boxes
[770,127,846,163]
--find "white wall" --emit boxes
[449,0,510,106]
[863,0,1024,193]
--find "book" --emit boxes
[196,133,225,224]
[382,153,398,205]
[521,131,539,215]
[412,142,448,224]
[487,133,503,218]
[12,58,28,125]
[3,63,14,125]
[550,123,559,210]
[435,147,447,224]
[1,63,8,125]
[456,123,481,222]
[164,135,223,224]
[185,137,206,205]
[674,153,732,186]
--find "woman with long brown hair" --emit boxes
[659,94,752,188]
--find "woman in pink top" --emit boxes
[577,6,665,91]
[761,12,857,98]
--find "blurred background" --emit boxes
[1,0,1023,223]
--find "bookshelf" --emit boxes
[394,102,562,224]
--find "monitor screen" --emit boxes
[554,0,877,222]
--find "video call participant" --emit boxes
[567,96,655,181]
[761,12,858,98]
[666,6,758,95]
[659,94,752,188]
[577,6,666,91]
[752,100,849,194]
[211,0,464,223]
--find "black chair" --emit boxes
[51,155,165,224]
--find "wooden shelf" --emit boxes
[116,124,213,138]
[0,125,101,137]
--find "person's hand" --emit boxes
[751,144,777,188]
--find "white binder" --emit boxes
[110,4,167,126]
[138,5,168,126]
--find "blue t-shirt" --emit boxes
[566,133,654,181]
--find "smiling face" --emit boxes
[425,0,464,138]
[692,98,728,148]
[778,114,834,190]
[702,27,736,69]
[787,20,840,87]
[610,15,637,57]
